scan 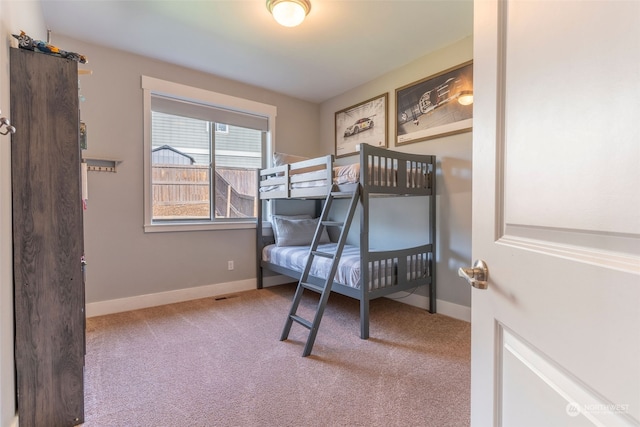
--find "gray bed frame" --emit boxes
[256,144,436,339]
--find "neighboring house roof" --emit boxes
[152,145,196,165]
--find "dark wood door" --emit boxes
[10,48,85,427]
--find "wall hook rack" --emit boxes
[0,111,17,135]
[82,156,122,173]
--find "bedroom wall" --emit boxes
[0,2,46,426]
[37,34,320,310]
[319,37,473,316]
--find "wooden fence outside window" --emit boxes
[152,165,257,218]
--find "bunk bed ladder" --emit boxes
[280,185,360,357]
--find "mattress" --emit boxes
[263,243,362,289]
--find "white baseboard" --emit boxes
[85,279,256,318]
[385,290,471,323]
[264,274,471,323]
[434,298,472,322]
[85,277,471,323]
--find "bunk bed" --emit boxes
[256,143,436,344]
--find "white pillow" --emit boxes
[273,152,309,166]
[273,217,331,247]
[273,152,322,176]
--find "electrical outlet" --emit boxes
[227,260,234,270]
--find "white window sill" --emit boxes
[144,220,256,233]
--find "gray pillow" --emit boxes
[273,217,331,247]
[271,214,312,241]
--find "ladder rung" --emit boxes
[290,315,312,330]
[311,250,334,259]
[301,281,324,293]
[322,221,344,227]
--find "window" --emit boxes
[142,77,276,232]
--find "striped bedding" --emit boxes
[263,243,362,289]
[263,243,429,291]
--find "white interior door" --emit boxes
[470,1,640,426]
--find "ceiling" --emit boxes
[40,0,473,103]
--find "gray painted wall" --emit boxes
[319,37,473,308]
[50,35,321,305]
[61,33,473,310]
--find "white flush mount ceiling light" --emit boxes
[267,0,311,27]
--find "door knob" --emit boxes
[458,260,489,289]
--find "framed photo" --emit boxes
[395,60,473,145]
[335,93,387,158]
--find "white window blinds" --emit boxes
[150,95,269,132]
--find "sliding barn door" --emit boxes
[10,48,85,427]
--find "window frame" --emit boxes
[142,76,277,233]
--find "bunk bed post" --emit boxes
[359,187,370,339]
[429,156,437,313]
[359,145,370,339]
[256,173,264,289]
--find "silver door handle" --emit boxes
[458,260,489,289]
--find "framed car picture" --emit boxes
[396,60,473,145]
[335,93,387,158]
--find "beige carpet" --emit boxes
[83,283,470,426]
